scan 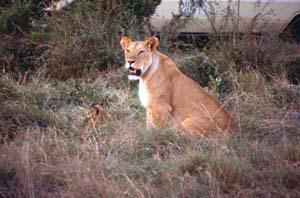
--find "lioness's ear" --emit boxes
[145,36,159,51]
[120,36,132,51]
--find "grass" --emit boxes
[1,57,300,197]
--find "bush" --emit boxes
[0,0,161,79]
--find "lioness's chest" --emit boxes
[139,80,150,107]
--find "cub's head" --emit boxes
[120,36,159,80]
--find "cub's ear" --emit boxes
[120,36,132,51]
[144,36,159,51]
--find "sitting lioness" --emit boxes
[120,36,234,136]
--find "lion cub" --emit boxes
[120,36,234,136]
[85,104,108,129]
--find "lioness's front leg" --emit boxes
[146,104,172,129]
[146,109,155,129]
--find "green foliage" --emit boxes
[180,56,216,86]
[0,0,162,79]
[0,81,56,141]
[121,0,161,18]
[0,0,32,33]
[179,55,227,99]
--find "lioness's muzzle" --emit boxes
[128,66,142,76]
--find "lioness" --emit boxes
[120,36,234,136]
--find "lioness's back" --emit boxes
[169,66,233,134]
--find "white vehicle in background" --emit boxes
[151,0,300,42]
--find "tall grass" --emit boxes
[1,59,300,197]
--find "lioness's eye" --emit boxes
[138,50,144,55]
[126,49,130,53]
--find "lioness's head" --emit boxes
[120,36,159,80]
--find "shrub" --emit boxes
[0,0,161,79]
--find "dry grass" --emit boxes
[1,59,300,197]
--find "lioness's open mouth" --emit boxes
[128,67,142,76]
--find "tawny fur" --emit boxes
[85,104,108,129]
[120,36,234,136]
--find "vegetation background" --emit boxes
[1,0,300,197]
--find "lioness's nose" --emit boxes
[128,60,135,65]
